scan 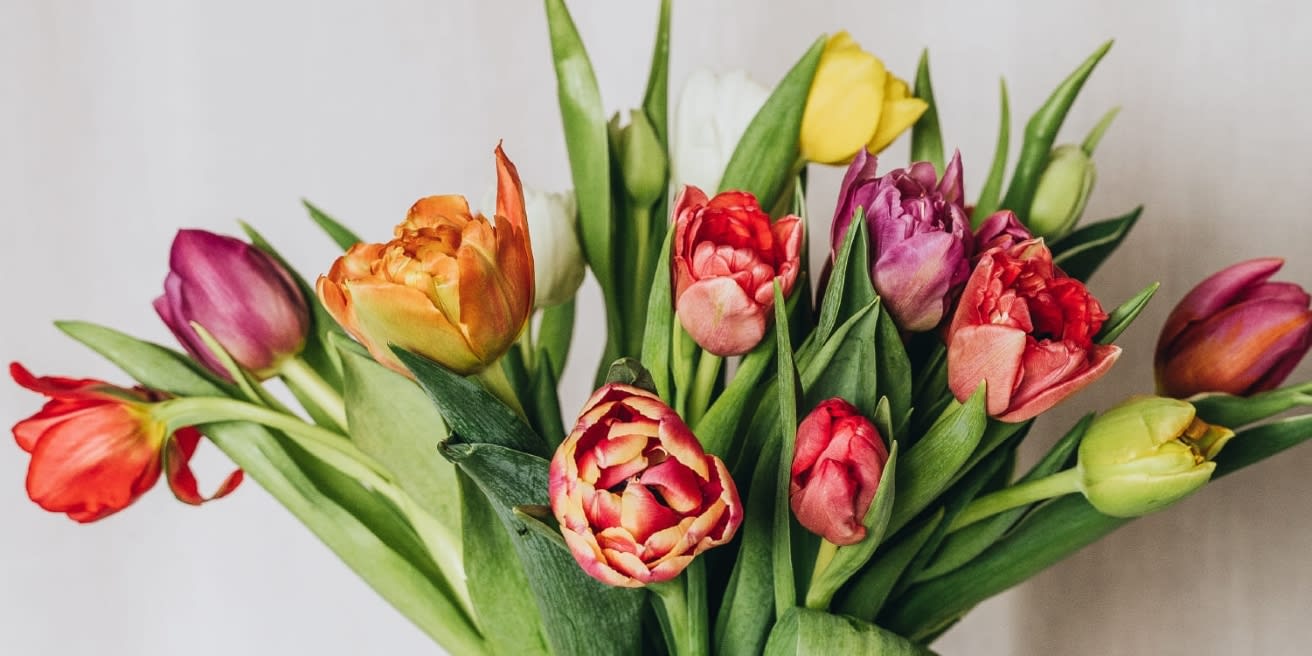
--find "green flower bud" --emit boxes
[1078,396,1234,517]
[1026,144,1095,239]
[616,109,667,208]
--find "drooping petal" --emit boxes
[948,323,1028,416]
[676,278,767,357]
[164,428,244,506]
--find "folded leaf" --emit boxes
[887,387,988,534]
[971,79,1010,227]
[764,607,937,656]
[910,50,945,175]
[1050,205,1142,282]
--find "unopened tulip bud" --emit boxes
[790,398,889,545]
[1078,396,1233,517]
[1027,144,1095,239]
[618,109,667,208]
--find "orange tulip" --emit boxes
[317,145,534,375]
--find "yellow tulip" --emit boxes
[799,32,928,164]
[317,145,534,376]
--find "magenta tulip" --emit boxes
[830,150,972,332]
[1155,257,1312,397]
[672,186,803,356]
[790,398,889,546]
[155,229,310,380]
[973,210,1032,254]
[947,239,1120,422]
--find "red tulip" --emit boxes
[946,239,1121,422]
[549,384,742,587]
[789,398,889,545]
[1155,258,1312,397]
[9,363,241,522]
[672,186,803,356]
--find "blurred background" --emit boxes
[2,1,1309,654]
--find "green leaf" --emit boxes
[545,0,619,346]
[720,35,826,209]
[764,607,936,656]
[887,386,988,534]
[1000,40,1113,223]
[604,357,657,393]
[875,304,913,435]
[1050,205,1143,282]
[805,443,899,610]
[1213,413,1312,476]
[1081,106,1121,154]
[910,49,945,174]
[773,282,801,617]
[815,205,868,345]
[834,510,942,622]
[641,0,671,149]
[641,227,677,402]
[971,79,1010,227]
[1191,382,1312,429]
[458,471,550,656]
[1095,281,1158,344]
[695,329,775,459]
[55,321,230,397]
[392,347,549,458]
[444,442,645,656]
[531,358,568,448]
[538,299,576,377]
[303,199,363,250]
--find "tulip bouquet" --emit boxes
[10,1,1312,655]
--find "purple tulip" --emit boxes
[1155,258,1312,398]
[973,210,1032,254]
[830,150,973,332]
[155,229,310,380]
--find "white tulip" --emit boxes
[483,187,585,309]
[671,69,771,194]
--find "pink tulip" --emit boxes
[789,398,889,546]
[672,186,803,356]
[947,239,1121,422]
[830,151,973,332]
[549,384,743,587]
[1155,258,1312,397]
[973,210,1032,254]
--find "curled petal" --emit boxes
[676,278,768,357]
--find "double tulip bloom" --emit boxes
[9,363,241,522]
[549,384,742,587]
[1155,258,1312,398]
[947,239,1120,422]
[318,145,534,375]
[799,32,927,165]
[672,187,803,356]
[790,398,889,546]
[155,230,310,380]
[831,151,973,332]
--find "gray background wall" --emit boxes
[2,1,1309,654]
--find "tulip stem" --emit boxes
[628,204,656,357]
[807,539,841,607]
[686,350,722,426]
[947,468,1083,533]
[279,356,348,430]
[476,363,527,419]
[651,559,710,656]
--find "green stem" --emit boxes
[279,356,348,430]
[476,361,526,418]
[651,560,710,656]
[805,540,840,610]
[517,312,538,375]
[947,468,1083,532]
[629,205,655,357]
[686,349,723,427]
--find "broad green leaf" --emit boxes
[641,227,677,402]
[531,358,568,447]
[887,386,988,534]
[1213,413,1312,476]
[834,510,942,622]
[458,471,550,656]
[875,304,913,434]
[805,443,899,610]
[56,321,229,397]
[303,199,363,250]
[1050,205,1143,282]
[764,607,936,656]
[1191,382,1312,429]
[773,282,801,617]
[393,347,549,458]
[955,420,1030,487]
[815,205,868,345]
[1095,282,1158,344]
[971,79,1010,226]
[910,49,945,174]
[1000,41,1113,223]
[444,442,645,656]
[537,299,576,378]
[721,36,826,210]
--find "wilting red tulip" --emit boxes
[9,363,241,522]
[830,151,973,332]
[549,384,742,587]
[789,398,889,546]
[947,239,1121,422]
[973,210,1032,254]
[672,186,803,356]
[155,229,310,380]
[1155,258,1312,397]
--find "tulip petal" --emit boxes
[676,277,767,357]
[1158,257,1285,351]
[872,231,965,331]
[343,279,482,375]
[948,323,1027,416]
[1000,344,1121,422]
[800,33,887,164]
[164,428,244,506]
[868,96,929,154]
[1159,300,1312,396]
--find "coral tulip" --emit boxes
[789,398,889,545]
[318,145,534,375]
[9,363,241,522]
[1155,258,1312,397]
[549,384,742,587]
[672,186,803,356]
